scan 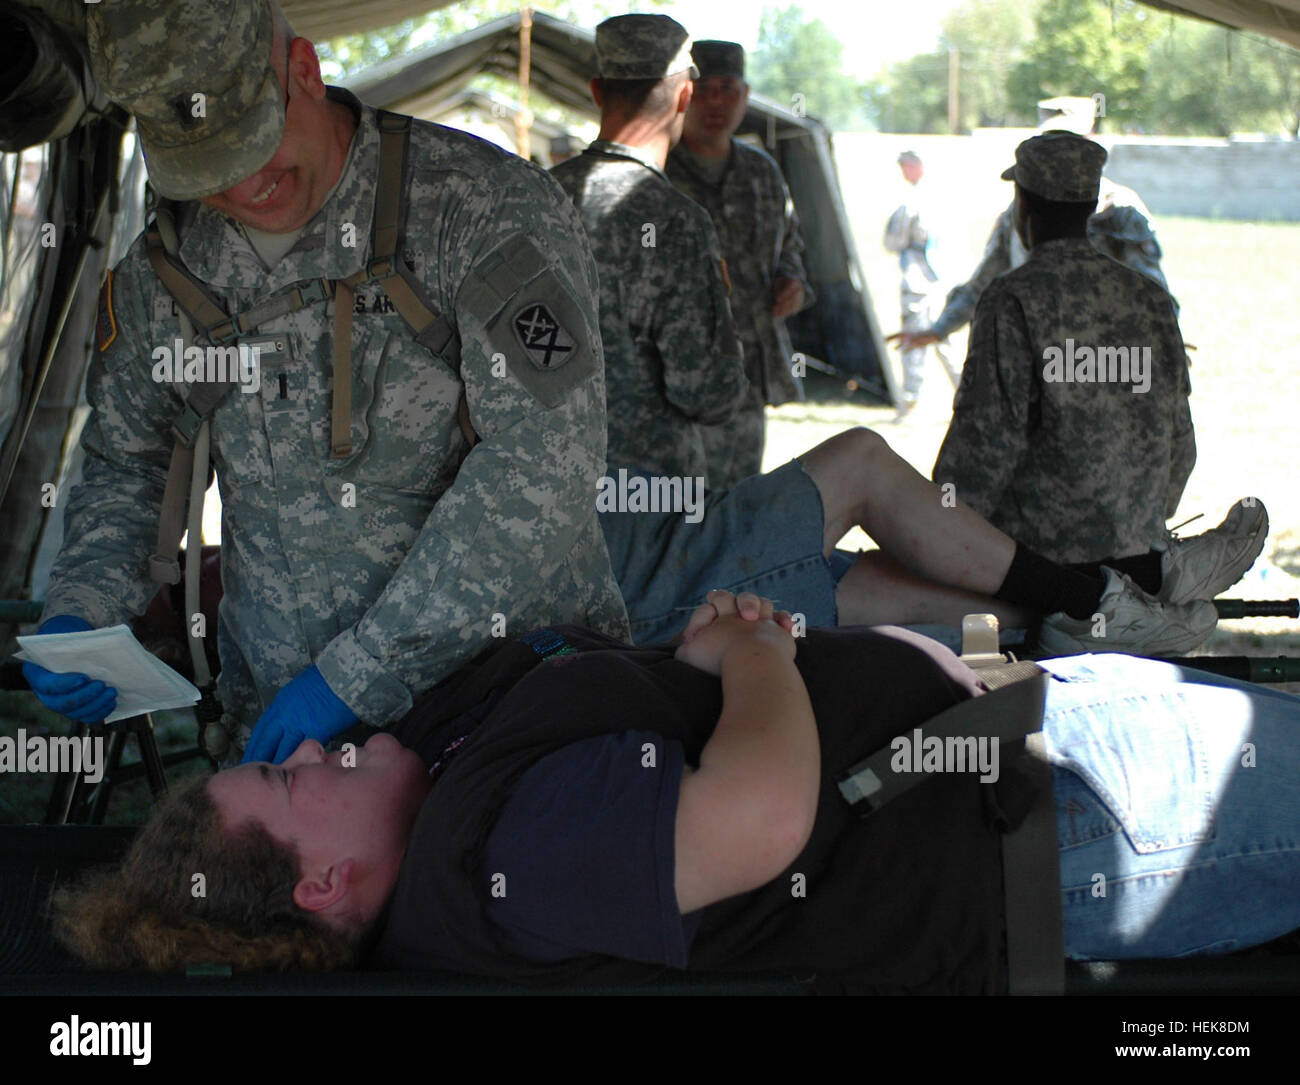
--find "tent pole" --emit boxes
[0,187,110,510]
[515,6,533,161]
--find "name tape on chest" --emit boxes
[353,290,398,316]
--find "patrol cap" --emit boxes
[595,14,698,80]
[1001,131,1107,204]
[692,40,745,80]
[86,0,285,200]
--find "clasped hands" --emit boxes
[673,589,799,677]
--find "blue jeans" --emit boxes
[1039,653,1300,958]
[600,461,856,645]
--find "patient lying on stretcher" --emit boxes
[54,592,1300,991]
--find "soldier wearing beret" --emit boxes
[551,15,749,485]
[932,132,1211,649]
[27,0,630,761]
[665,40,816,487]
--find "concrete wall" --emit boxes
[832,129,1300,223]
[1104,137,1300,222]
[828,130,1300,390]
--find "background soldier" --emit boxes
[882,149,953,420]
[930,131,1246,654]
[23,0,628,762]
[665,40,815,487]
[551,15,748,485]
[890,97,1171,357]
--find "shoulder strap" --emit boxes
[146,203,332,349]
[145,113,479,468]
[836,662,1064,996]
[336,110,476,450]
[835,666,1049,813]
[145,208,227,339]
[338,111,458,359]
[1001,729,1064,994]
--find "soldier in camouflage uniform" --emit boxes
[665,40,814,487]
[932,131,1196,570]
[26,0,629,761]
[550,15,748,485]
[890,99,1171,356]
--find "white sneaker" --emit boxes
[1158,499,1269,604]
[1038,568,1218,657]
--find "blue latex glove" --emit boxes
[22,615,119,723]
[242,664,359,765]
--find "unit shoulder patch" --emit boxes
[480,269,596,408]
[512,301,575,372]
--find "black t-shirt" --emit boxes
[372,626,1013,992]
[482,730,697,965]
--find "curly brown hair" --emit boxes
[52,774,358,972]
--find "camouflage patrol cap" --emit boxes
[595,14,698,80]
[692,41,745,80]
[1001,131,1107,203]
[86,0,284,200]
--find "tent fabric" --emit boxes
[346,11,599,118]
[0,120,146,624]
[281,0,459,43]
[1137,1,1300,49]
[289,3,1300,55]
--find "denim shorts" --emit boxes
[1038,653,1300,959]
[599,460,858,645]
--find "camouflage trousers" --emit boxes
[700,389,767,490]
[900,288,933,403]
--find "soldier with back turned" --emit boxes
[551,15,748,486]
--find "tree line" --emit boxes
[310,0,1300,138]
[749,0,1300,137]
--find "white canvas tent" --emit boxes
[1140,0,1300,47]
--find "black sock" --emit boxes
[996,543,1105,620]
[1068,551,1163,595]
